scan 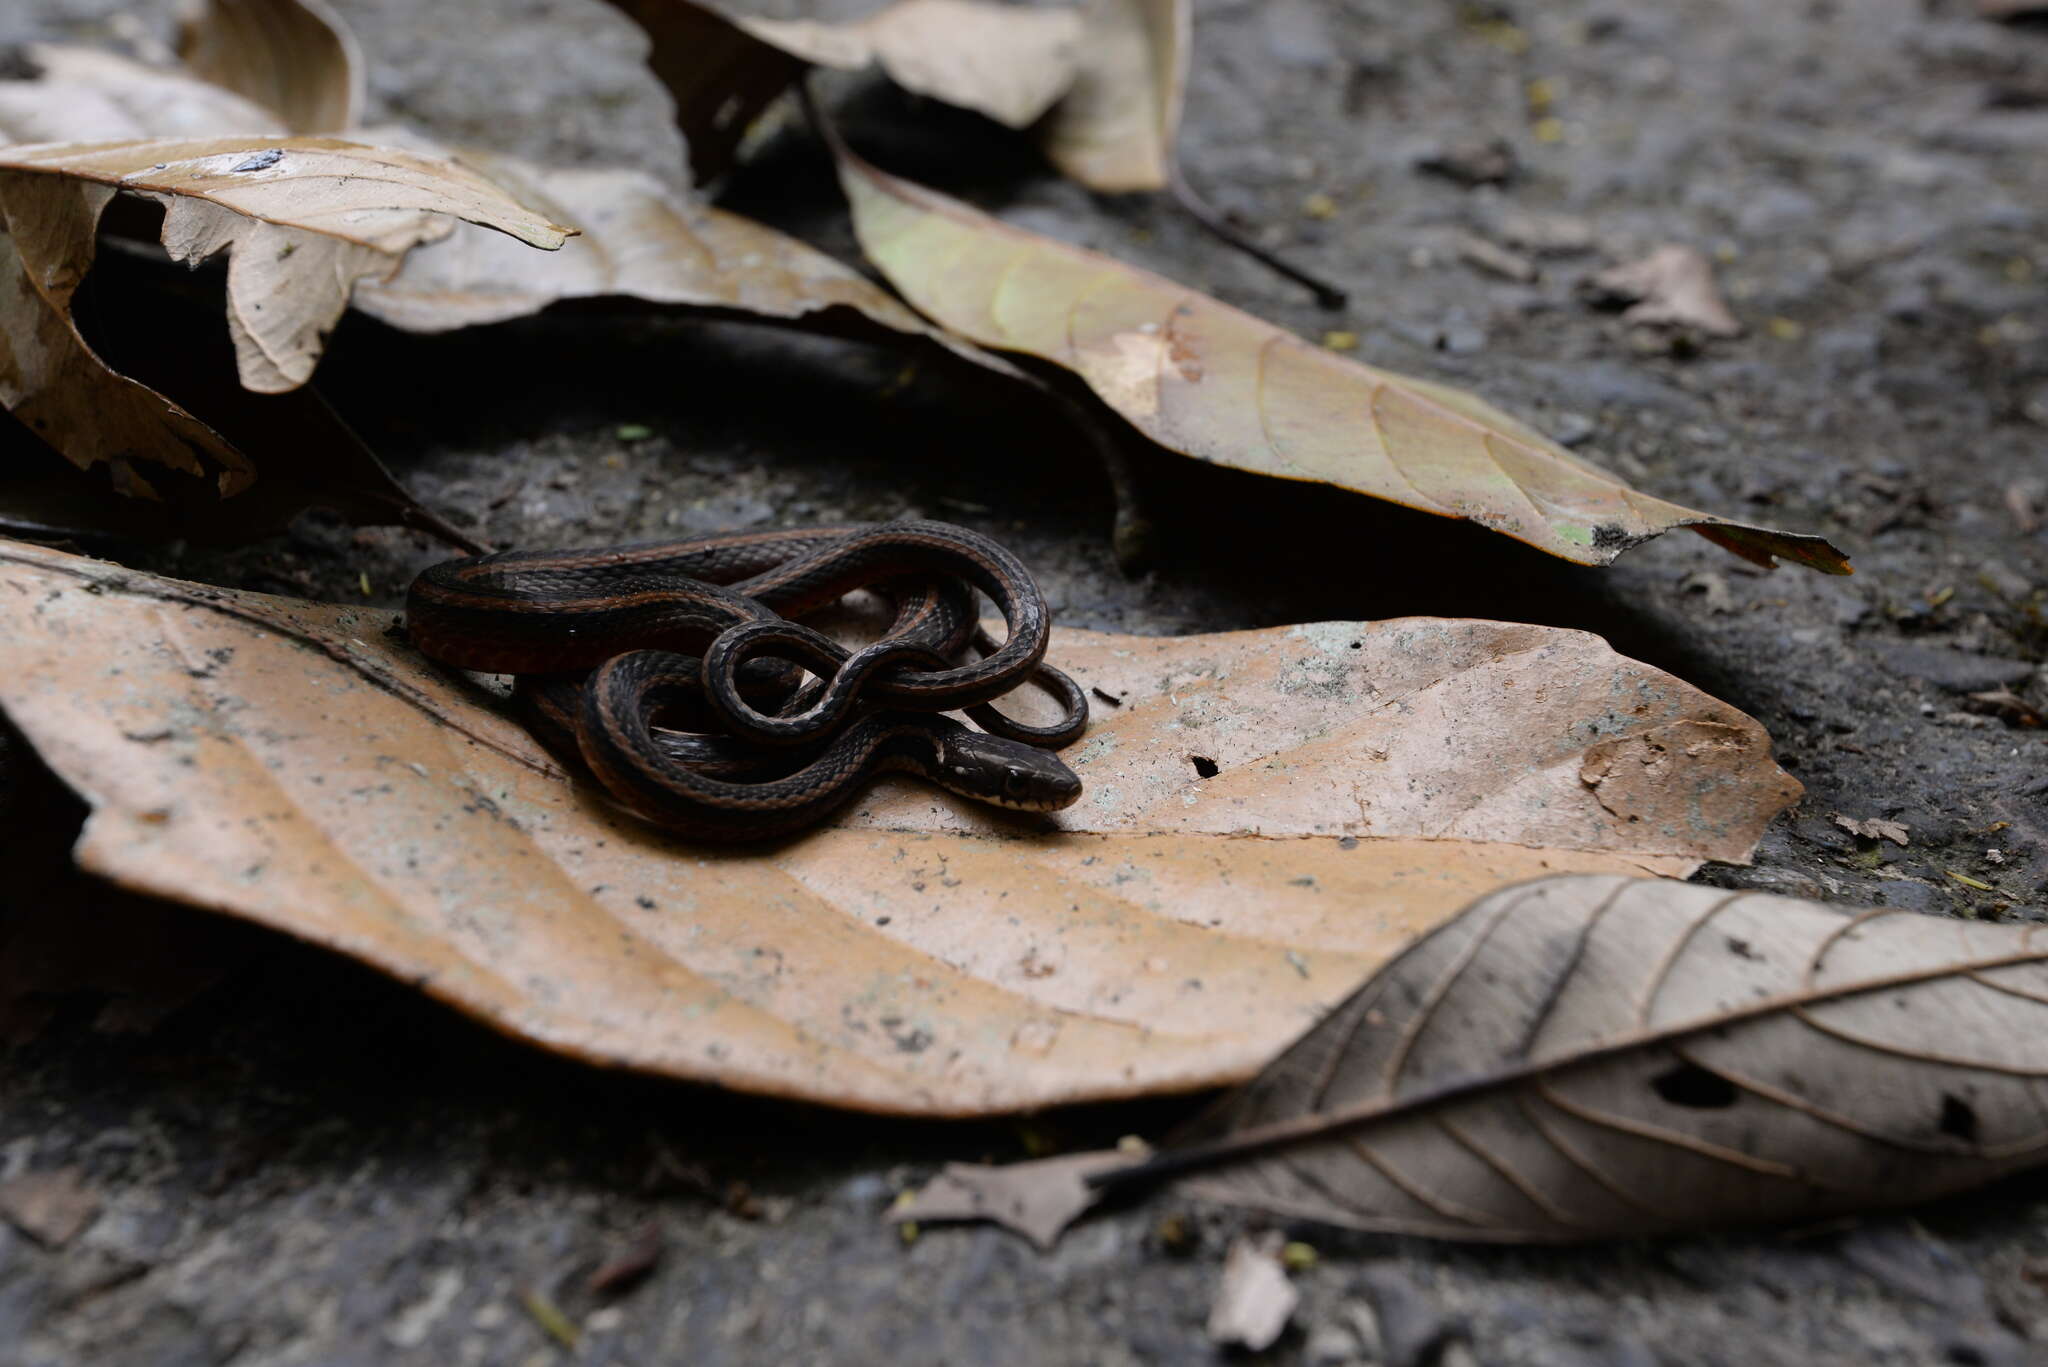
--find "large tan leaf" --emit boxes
[734,0,1083,129]
[0,540,1800,1114]
[1143,875,2048,1241]
[175,0,365,134]
[0,136,569,501]
[832,149,1851,575]
[1041,0,1187,193]
[0,45,282,144]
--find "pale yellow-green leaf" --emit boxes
[835,150,1849,574]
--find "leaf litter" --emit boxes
[0,539,1800,1114]
[0,135,570,510]
[0,26,1028,546]
[912,875,2048,1246]
[1586,244,1744,339]
[0,0,1944,1260]
[1205,1232,1298,1352]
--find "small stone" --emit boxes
[1452,231,1537,282]
[1438,323,1488,353]
[1263,0,1334,66]
[1415,137,1518,187]
[1876,643,2036,693]
[2022,386,2048,428]
[1361,1265,1459,1367]
[0,1168,100,1248]
[1494,209,1596,256]
[1341,1298,1383,1358]
[1680,571,1736,614]
[1878,880,1943,913]
[1303,1319,1362,1365]
[1978,561,2034,600]
[1549,412,1597,446]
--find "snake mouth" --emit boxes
[979,785,1083,814]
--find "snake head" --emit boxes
[937,730,1083,812]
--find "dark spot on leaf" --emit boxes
[230,149,285,173]
[1190,755,1220,779]
[1651,1062,1738,1109]
[1939,1093,1978,1143]
[1591,524,1636,549]
[1348,640,1362,649]
[1725,936,1757,959]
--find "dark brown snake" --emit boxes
[406,521,1087,840]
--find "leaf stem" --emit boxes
[1168,169,1348,311]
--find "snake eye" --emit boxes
[1003,768,1033,796]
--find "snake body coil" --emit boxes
[406,521,1087,840]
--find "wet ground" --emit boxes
[4,0,2048,1362]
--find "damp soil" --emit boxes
[5,1,2048,1363]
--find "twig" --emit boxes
[395,500,489,556]
[1168,168,1348,311]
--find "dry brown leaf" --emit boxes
[2,138,572,395]
[3,240,480,548]
[352,143,964,343]
[892,1150,1133,1250]
[597,0,808,184]
[1207,1233,1297,1351]
[1834,813,1910,846]
[1145,874,2048,1241]
[0,44,282,143]
[0,540,1800,1114]
[0,136,569,500]
[1041,0,1188,193]
[1588,244,1742,338]
[832,148,1848,574]
[0,160,249,497]
[176,0,364,134]
[735,0,1083,129]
